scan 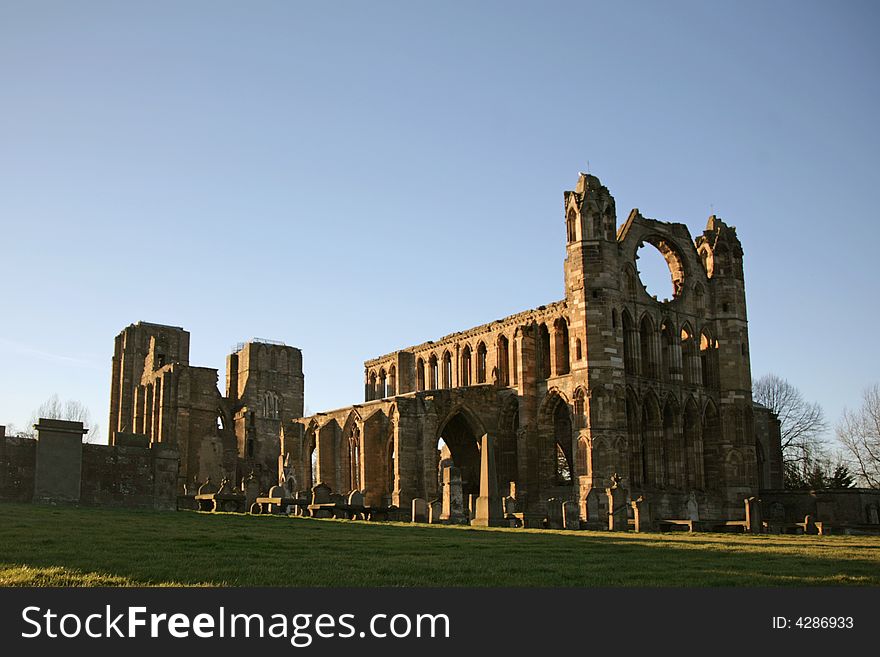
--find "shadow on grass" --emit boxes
[1,503,878,587]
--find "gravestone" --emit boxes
[243,474,261,511]
[411,497,428,523]
[687,490,700,521]
[311,482,332,505]
[631,496,652,532]
[546,498,563,529]
[744,496,762,534]
[803,514,818,535]
[33,419,88,504]
[470,433,504,527]
[816,497,836,523]
[348,490,365,508]
[428,499,442,524]
[867,504,880,525]
[606,473,628,531]
[562,500,580,529]
[440,465,466,524]
[503,495,516,516]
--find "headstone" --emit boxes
[503,495,516,516]
[33,418,87,504]
[470,433,505,527]
[269,484,286,499]
[769,501,786,521]
[606,472,628,531]
[440,465,466,524]
[867,504,880,525]
[311,482,332,505]
[816,498,836,523]
[411,498,428,523]
[428,499,442,524]
[744,496,762,534]
[631,496,652,532]
[347,490,365,508]
[801,514,817,534]
[243,474,261,510]
[687,490,700,521]
[546,498,563,529]
[562,500,580,529]
[198,477,217,495]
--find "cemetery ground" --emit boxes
[1,503,878,587]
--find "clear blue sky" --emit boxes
[1,1,878,446]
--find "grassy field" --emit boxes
[1,502,878,587]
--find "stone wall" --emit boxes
[0,423,178,510]
[760,489,880,526]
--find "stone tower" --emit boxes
[108,322,190,441]
[226,341,304,491]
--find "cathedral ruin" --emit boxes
[274,172,785,524]
[6,171,880,529]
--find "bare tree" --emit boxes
[26,394,100,443]
[837,384,880,489]
[752,373,827,467]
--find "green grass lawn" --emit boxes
[1,502,878,587]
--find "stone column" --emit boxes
[440,465,466,524]
[471,433,504,527]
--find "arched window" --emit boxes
[262,390,281,419]
[573,389,586,429]
[348,426,361,491]
[511,337,518,385]
[681,325,697,384]
[497,335,510,385]
[639,315,657,378]
[442,351,452,389]
[368,371,377,401]
[566,208,577,243]
[461,345,472,386]
[378,369,387,399]
[660,320,676,381]
[538,324,551,379]
[429,354,439,390]
[386,438,396,495]
[554,400,573,484]
[576,436,589,477]
[476,342,487,383]
[388,365,396,396]
[575,338,582,360]
[416,358,425,391]
[622,310,637,375]
[555,319,570,375]
[700,330,718,389]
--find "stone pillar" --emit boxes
[440,465,466,524]
[33,419,88,504]
[605,474,628,531]
[471,433,504,527]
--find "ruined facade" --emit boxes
[282,173,784,522]
[107,322,303,492]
